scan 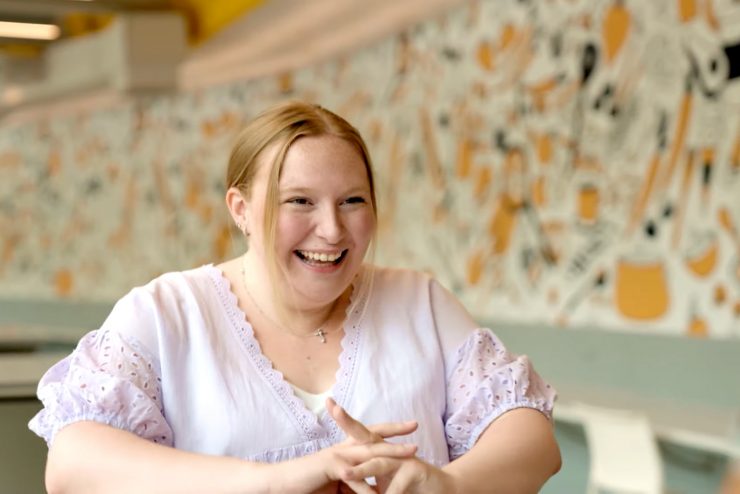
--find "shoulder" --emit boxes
[368,266,458,306]
[119,264,221,314]
[368,265,436,292]
[136,264,217,297]
[365,266,467,324]
[103,265,221,346]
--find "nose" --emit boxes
[315,205,344,243]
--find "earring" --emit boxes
[236,220,250,236]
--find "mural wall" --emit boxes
[1,0,739,337]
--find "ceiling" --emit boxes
[0,0,171,39]
[0,0,262,54]
[0,0,264,99]
[0,0,464,120]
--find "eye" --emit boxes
[286,197,311,205]
[344,196,367,205]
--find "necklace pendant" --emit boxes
[315,328,327,343]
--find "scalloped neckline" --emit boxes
[205,263,371,443]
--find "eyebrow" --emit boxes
[279,185,370,195]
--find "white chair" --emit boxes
[573,402,665,494]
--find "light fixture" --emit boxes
[0,21,61,41]
[2,86,25,106]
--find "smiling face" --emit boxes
[245,134,376,309]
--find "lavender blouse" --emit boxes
[29,265,555,466]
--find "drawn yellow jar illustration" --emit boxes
[615,254,670,320]
[578,182,599,225]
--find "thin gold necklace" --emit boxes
[240,256,340,343]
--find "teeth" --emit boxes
[299,250,342,262]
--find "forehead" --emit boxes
[278,135,370,188]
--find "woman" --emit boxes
[30,101,560,493]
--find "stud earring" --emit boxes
[236,220,250,237]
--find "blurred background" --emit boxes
[0,0,739,492]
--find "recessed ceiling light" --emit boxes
[0,21,61,41]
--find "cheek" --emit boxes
[351,212,376,244]
[276,215,310,246]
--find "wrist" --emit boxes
[267,453,327,494]
[238,461,275,494]
[440,467,464,494]
[264,460,301,494]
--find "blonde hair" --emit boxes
[226,101,378,309]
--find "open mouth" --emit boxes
[295,249,348,266]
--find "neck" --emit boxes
[240,254,342,336]
[278,295,341,335]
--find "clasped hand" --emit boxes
[325,398,457,494]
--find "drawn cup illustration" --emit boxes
[577,182,600,225]
[615,253,669,320]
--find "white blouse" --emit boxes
[29,264,556,466]
[290,384,332,415]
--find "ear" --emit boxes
[225,186,250,233]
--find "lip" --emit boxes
[297,249,345,255]
[294,249,348,272]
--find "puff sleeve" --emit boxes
[28,290,173,447]
[430,280,556,460]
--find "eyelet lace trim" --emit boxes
[205,264,371,443]
[323,266,373,443]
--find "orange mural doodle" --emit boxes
[602,0,631,63]
[719,208,740,248]
[53,269,74,297]
[455,138,475,179]
[488,196,520,256]
[731,133,740,173]
[685,231,719,278]
[473,166,493,201]
[466,249,485,286]
[659,89,693,193]
[47,148,62,177]
[671,149,696,248]
[418,108,446,190]
[577,182,599,226]
[713,284,727,305]
[678,0,698,23]
[615,255,670,321]
[687,310,709,338]
[626,152,662,237]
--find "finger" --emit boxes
[342,442,417,464]
[367,420,418,439]
[328,398,379,443]
[384,465,419,494]
[343,479,378,494]
[346,457,400,481]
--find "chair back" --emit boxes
[573,402,664,494]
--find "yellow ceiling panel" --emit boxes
[170,0,266,44]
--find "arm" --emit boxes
[46,421,268,494]
[341,277,560,492]
[443,408,561,494]
[46,420,416,494]
[336,404,559,494]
